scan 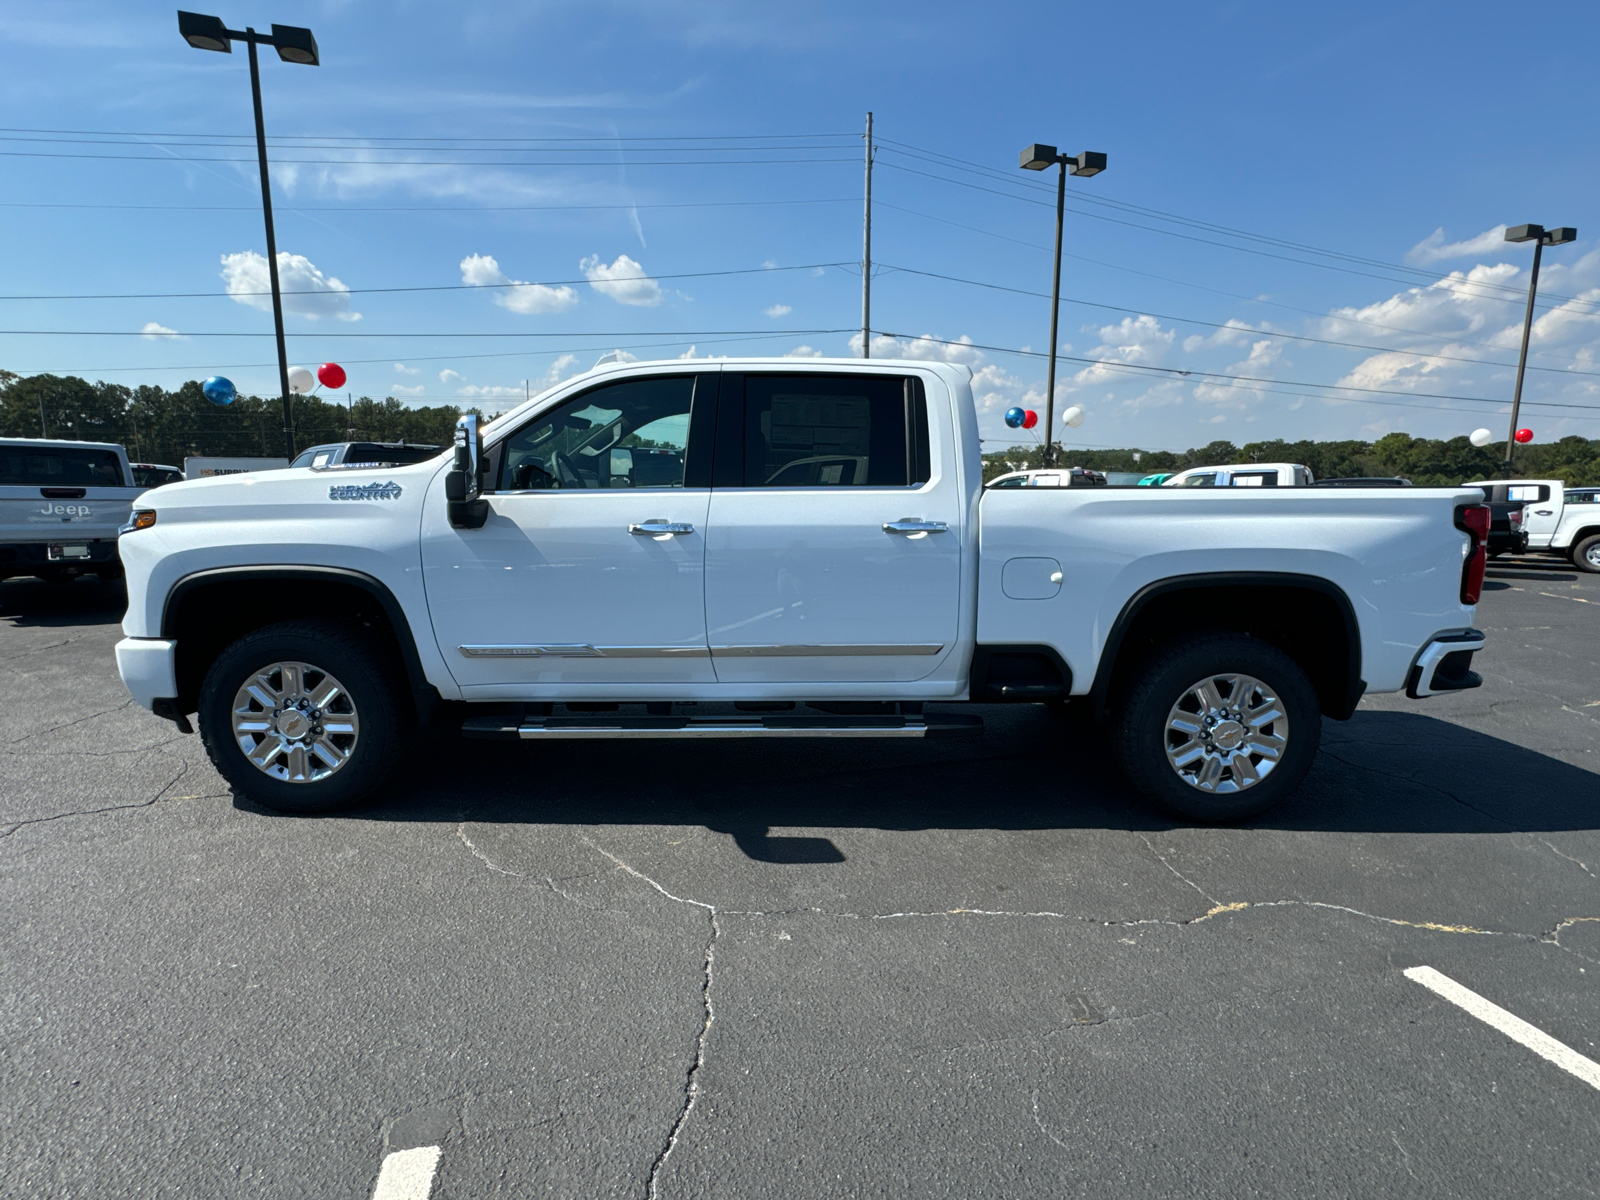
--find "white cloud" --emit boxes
[762,259,779,270]
[140,322,183,340]
[1182,319,1260,353]
[591,349,640,367]
[439,369,461,383]
[537,354,582,387]
[1406,225,1508,266]
[581,254,662,306]
[1194,338,1286,408]
[764,304,792,318]
[393,362,420,375]
[457,384,526,400]
[391,383,425,397]
[849,331,984,364]
[459,254,579,315]
[1073,315,1175,386]
[220,251,361,321]
[783,345,823,358]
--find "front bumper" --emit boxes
[115,637,178,709]
[1405,629,1486,699]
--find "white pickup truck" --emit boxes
[1467,479,1600,572]
[114,359,1492,822]
[1,437,142,582]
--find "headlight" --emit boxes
[121,509,157,534]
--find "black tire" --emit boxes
[198,619,409,814]
[1112,632,1321,823]
[1573,534,1600,575]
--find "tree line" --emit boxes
[0,371,477,465]
[983,432,1600,487]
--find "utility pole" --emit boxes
[38,388,48,438]
[862,111,873,359]
[1501,223,1575,475]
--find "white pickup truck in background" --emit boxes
[1,437,142,583]
[113,358,1492,823]
[1468,479,1600,572]
[1162,462,1315,488]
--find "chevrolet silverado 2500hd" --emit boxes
[113,358,1491,822]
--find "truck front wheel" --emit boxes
[1113,633,1321,823]
[1573,534,1600,574]
[197,619,408,814]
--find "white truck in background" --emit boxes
[1467,479,1600,572]
[0,437,141,583]
[114,358,1492,823]
[1162,462,1315,487]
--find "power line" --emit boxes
[0,261,849,302]
[0,150,857,167]
[0,126,854,142]
[7,330,851,375]
[0,327,856,339]
[874,155,1597,316]
[870,330,1600,416]
[873,200,1590,371]
[874,137,1576,308]
[0,198,856,214]
[876,261,1600,381]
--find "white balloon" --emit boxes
[288,366,315,394]
[1060,405,1085,428]
[1469,427,1494,448]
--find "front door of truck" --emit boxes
[420,372,717,693]
[702,371,963,685]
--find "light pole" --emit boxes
[178,11,320,458]
[1020,144,1105,467]
[1502,222,1576,475]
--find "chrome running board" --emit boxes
[461,712,983,741]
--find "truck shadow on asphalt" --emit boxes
[328,707,1600,861]
[0,577,126,628]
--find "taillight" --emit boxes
[1456,504,1490,604]
[1508,508,1522,526]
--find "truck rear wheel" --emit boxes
[1113,633,1320,823]
[197,619,407,814]
[1573,534,1600,574]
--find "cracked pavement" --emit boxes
[3,558,1599,1198]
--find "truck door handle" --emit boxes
[1535,509,1554,515]
[882,519,948,534]
[628,520,694,535]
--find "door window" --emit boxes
[1177,472,1218,487]
[732,374,930,488]
[497,376,696,491]
[1229,471,1276,487]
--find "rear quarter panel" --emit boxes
[977,486,1481,694]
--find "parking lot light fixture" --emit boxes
[1019,142,1107,467]
[1502,223,1578,475]
[176,11,320,458]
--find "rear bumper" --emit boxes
[1405,629,1486,699]
[115,637,178,710]
[0,538,120,577]
[1487,530,1528,555]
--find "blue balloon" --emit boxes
[202,376,236,406]
[1004,406,1025,429]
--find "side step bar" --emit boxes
[462,712,984,741]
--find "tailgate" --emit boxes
[0,485,140,543]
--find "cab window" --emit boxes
[733,374,930,488]
[1229,471,1276,487]
[1177,472,1218,487]
[0,446,124,487]
[498,375,695,491]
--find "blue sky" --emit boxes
[3,0,1599,453]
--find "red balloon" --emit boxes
[1515,427,1534,444]
[317,362,347,390]
[1022,409,1038,429]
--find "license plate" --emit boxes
[49,544,91,560]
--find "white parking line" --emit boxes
[371,1146,442,1200]
[1405,965,1600,1091]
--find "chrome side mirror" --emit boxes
[446,413,488,528]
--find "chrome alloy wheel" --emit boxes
[231,661,360,784]
[1586,541,1600,570]
[1164,672,1288,794]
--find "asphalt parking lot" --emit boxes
[3,557,1599,1199]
